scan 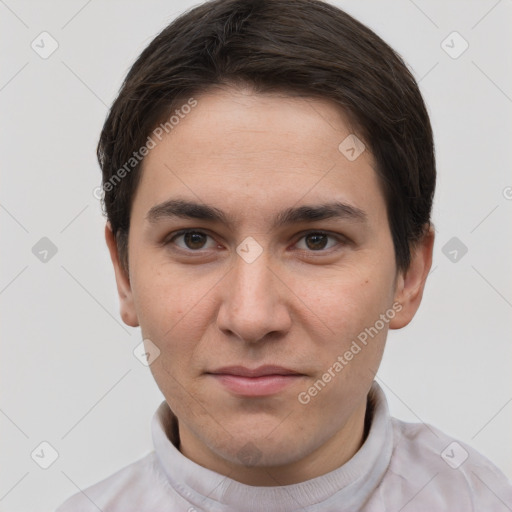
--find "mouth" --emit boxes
[206,365,306,397]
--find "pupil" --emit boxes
[306,233,327,250]
[185,232,206,249]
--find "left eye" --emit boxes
[295,232,339,251]
[170,231,217,250]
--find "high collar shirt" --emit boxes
[56,382,512,511]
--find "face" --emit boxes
[106,86,433,485]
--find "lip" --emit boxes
[207,365,305,397]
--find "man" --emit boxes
[57,0,512,510]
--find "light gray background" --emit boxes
[1,0,511,510]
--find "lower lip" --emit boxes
[209,374,303,396]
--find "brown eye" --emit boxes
[296,232,340,252]
[183,232,208,249]
[169,230,216,251]
[305,233,329,250]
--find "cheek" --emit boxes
[131,264,220,364]
[133,262,205,325]
[297,266,396,394]
[132,266,214,413]
[297,265,395,337]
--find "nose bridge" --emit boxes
[233,251,272,306]
[217,246,290,343]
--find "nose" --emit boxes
[216,250,292,344]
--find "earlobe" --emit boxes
[104,222,140,328]
[389,225,435,330]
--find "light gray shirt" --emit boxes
[56,382,512,511]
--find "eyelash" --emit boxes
[165,229,347,255]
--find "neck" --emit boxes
[178,398,369,486]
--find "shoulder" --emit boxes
[55,452,171,512]
[375,417,512,511]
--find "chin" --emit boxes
[208,426,316,469]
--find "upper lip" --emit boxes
[207,365,303,377]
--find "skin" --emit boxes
[105,85,434,486]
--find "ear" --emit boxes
[389,225,435,329]
[104,222,139,328]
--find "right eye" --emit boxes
[166,230,220,252]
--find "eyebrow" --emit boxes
[146,198,367,229]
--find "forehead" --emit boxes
[132,87,387,229]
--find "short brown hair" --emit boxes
[97,0,436,273]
